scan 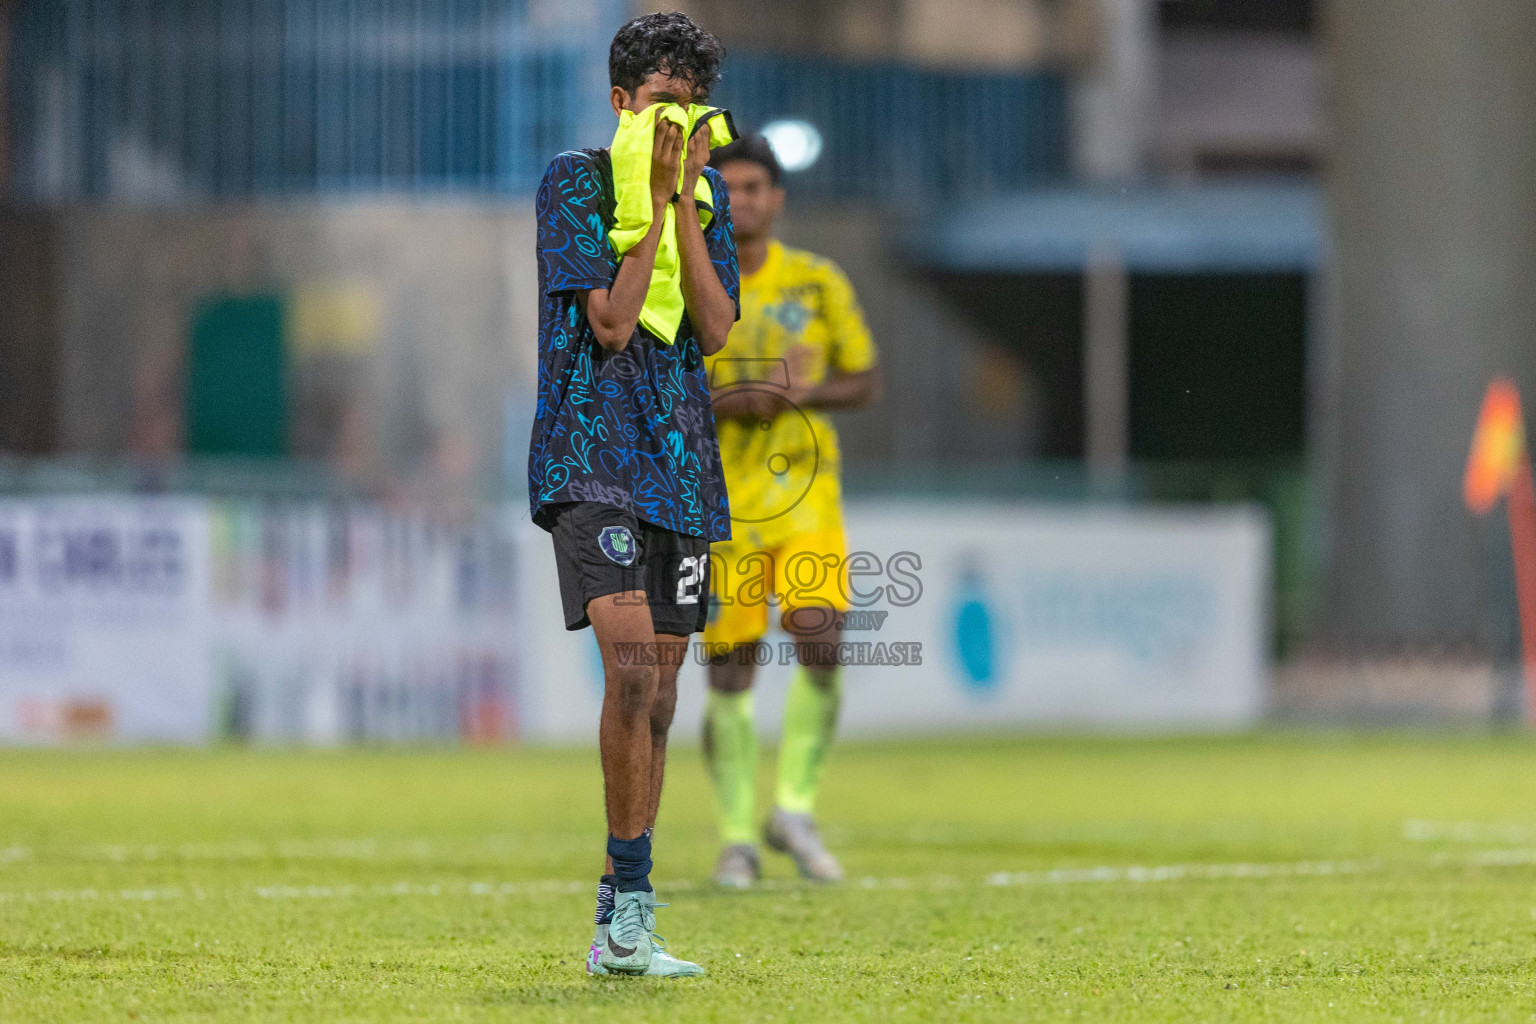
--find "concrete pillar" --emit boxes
[1072,0,1156,181]
[1083,247,1129,474]
[1324,1,1536,643]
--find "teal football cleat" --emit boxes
[587,894,705,978]
[586,924,607,975]
[587,923,706,978]
[597,889,655,975]
[636,932,706,977]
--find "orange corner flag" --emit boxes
[1466,378,1536,721]
[1465,378,1526,514]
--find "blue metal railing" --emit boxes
[712,54,1070,199]
[6,0,615,200]
[6,1,1070,202]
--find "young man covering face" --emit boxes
[527,11,738,979]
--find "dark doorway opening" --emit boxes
[1129,273,1307,463]
[925,271,1084,460]
[1159,0,1314,34]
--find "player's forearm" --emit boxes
[709,382,767,422]
[675,199,736,356]
[583,205,667,351]
[799,367,882,412]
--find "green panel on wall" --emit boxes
[186,294,288,457]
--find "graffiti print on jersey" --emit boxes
[528,152,740,542]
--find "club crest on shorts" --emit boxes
[598,525,637,566]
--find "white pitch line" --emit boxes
[1404,819,1536,844]
[2,848,1535,907]
[0,819,1524,868]
[982,858,1374,887]
[0,836,582,866]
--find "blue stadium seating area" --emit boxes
[5,0,1069,202]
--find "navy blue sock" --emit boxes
[594,874,617,924]
[607,832,653,893]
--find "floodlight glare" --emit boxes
[761,119,824,173]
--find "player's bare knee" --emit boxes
[649,677,679,734]
[707,651,756,694]
[790,625,842,672]
[783,604,839,638]
[605,662,656,717]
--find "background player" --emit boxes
[703,135,881,888]
[528,12,738,975]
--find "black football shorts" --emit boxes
[548,501,711,636]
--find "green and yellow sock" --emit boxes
[703,688,758,846]
[775,666,842,815]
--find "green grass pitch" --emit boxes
[4,734,1536,1021]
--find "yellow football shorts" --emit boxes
[705,528,850,647]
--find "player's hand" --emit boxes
[680,120,712,201]
[748,389,782,422]
[783,344,818,407]
[650,118,684,209]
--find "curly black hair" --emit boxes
[609,12,726,99]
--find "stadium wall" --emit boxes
[31,204,537,488]
[0,202,1035,482]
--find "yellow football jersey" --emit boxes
[707,241,876,549]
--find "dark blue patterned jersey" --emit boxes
[528,150,739,541]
